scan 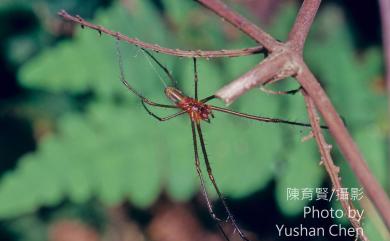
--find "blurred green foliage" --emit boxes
[0,0,111,66]
[0,0,387,240]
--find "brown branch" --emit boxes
[213,0,322,101]
[296,59,390,230]
[302,90,368,241]
[195,0,279,51]
[215,50,297,102]
[198,0,390,230]
[287,0,321,52]
[58,10,264,58]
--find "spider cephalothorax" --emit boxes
[165,87,214,122]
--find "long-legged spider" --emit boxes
[115,42,325,241]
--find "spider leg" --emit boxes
[260,84,302,95]
[200,95,217,103]
[193,58,199,100]
[195,123,250,241]
[115,41,178,109]
[141,48,178,87]
[190,121,231,241]
[260,77,302,96]
[141,100,185,121]
[190,121,224,221]
[211,106,328,129]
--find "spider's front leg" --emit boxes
[141,100,185,122]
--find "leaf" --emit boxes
[163,119,198,201]
[275,136,324,215]
[339,125,387,191]
[356,127,387,185]
[304,5,385,126]
[0,102,165,217]
[179,58,224,96]
[163,0,197,29]
[267,2,297,41]
[19,0,172,100]
[362,216,389,241]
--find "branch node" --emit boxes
[301,131,314,142]
[75,15,83,21]
[333,165,340,174]
[319,159,324,166]
[325,144,333,151]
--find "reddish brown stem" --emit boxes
[287,0,321,52]
[296,59,390,230]
[195,0,279,51]
[302,90,368,241]
[212,0,321,101]
[215,51,295,102]
[199,0,390,230]
[58,10,264,58]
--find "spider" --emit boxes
[115,42,326,241]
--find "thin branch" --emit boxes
[195,0,279,51]
[296,60,390,230]
[302,90,368,241]
[287,0,321,53]
[215,51,296,103]
[58,10,264,58]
